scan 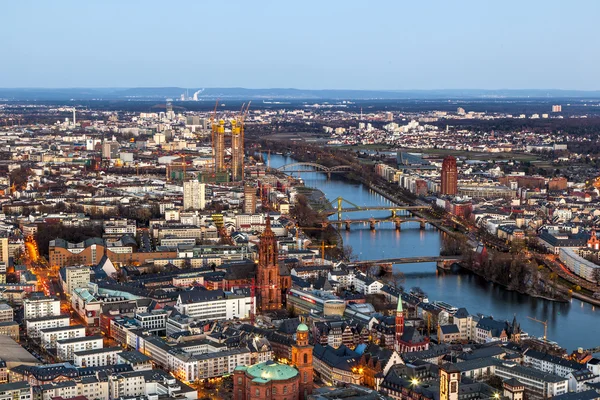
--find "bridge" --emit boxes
[328,217,442,230]
[276,162,354,177]
[320,197,431,220]
[349,256,462,270]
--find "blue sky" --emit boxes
[2,0,598,89]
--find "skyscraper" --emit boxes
[256,217,281,312]
[441,156,458,195]
[183,181,206,210]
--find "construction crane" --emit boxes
[527,316,548,341]
[307,240,337,265]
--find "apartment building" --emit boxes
[0,304,13,323]
[25,315,70,339]
[56,335,103,361]
[0,382,31,400]
[168,348,252,382]
[40,325,85,349]
[73,346,122,368]
[24,295,60,320]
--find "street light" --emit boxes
[494,393,500,399]
[411,378,420,386]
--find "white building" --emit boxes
[73,346,122,368]
[60,266,91,297]
[523,349,584,378]
[354,273,384,295]
[41,325,86,349]
[183,181,206,211]
[0,303,13,323]
[0,382,31,400]
[56,335,103,361]
[25,315,70,339]
[168,348,252,382]
[24,296,61,320]
[174,289,253,321]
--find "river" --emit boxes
[267,153,599,352]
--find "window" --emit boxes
[272,388,277,395]
[255,389,260,397]
[237,377,242,384]
[284,386,288,394]
[304,354,308,364]
[304,371,308,382]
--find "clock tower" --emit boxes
[256,216,281,312]
[292,323,313,400]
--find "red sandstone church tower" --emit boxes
[441,156,458,195]
[257,216,281,312]
[292,323,313,400]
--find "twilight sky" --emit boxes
[2,0,599,90]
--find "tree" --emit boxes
[383,271,406,291]
[592,268,600,285]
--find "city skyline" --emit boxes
[2,0,600,90]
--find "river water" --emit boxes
[267,153,599,352]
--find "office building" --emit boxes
[441,156,458,196]
[244,186,257,214]
[183,180,206,210]
[102,141,120,159]
[60,266,91,297]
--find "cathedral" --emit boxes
[257,217,282,312]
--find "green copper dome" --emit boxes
[297,323,309,332]
[246,360,299,381]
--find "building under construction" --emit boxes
[211,102,250,182]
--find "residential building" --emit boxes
[183,181,206,210]
[40,325,86,349]
[73,346,122,368]
[0,382,31,400]
[24,295,60,320]
[0,304,13,323]
[56,335,103,361]
[25,315,70,339]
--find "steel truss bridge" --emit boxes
[276,162,354,177]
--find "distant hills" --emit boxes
[1,87,600,101]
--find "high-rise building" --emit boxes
[60,266,91,297]
[291,323,314,399]
[441,156,458,196]
[183,181,206,210]
[0,237,8,265]
[214,119,226,173]
[231,120,244,181]
[102,141,120,160]
[256,217,281,312]
[244,186,256,214]
[552,105,562,113]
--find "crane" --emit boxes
[527,316,548,341]
[307,240,337,265]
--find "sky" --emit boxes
[1,0,599,90]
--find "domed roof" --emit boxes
[297,323,309,332]
[246,360,298,381]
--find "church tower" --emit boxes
[395,294,404,352]
[256,216,281,312]
[440,364,460,400]
[292,323,313,400]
